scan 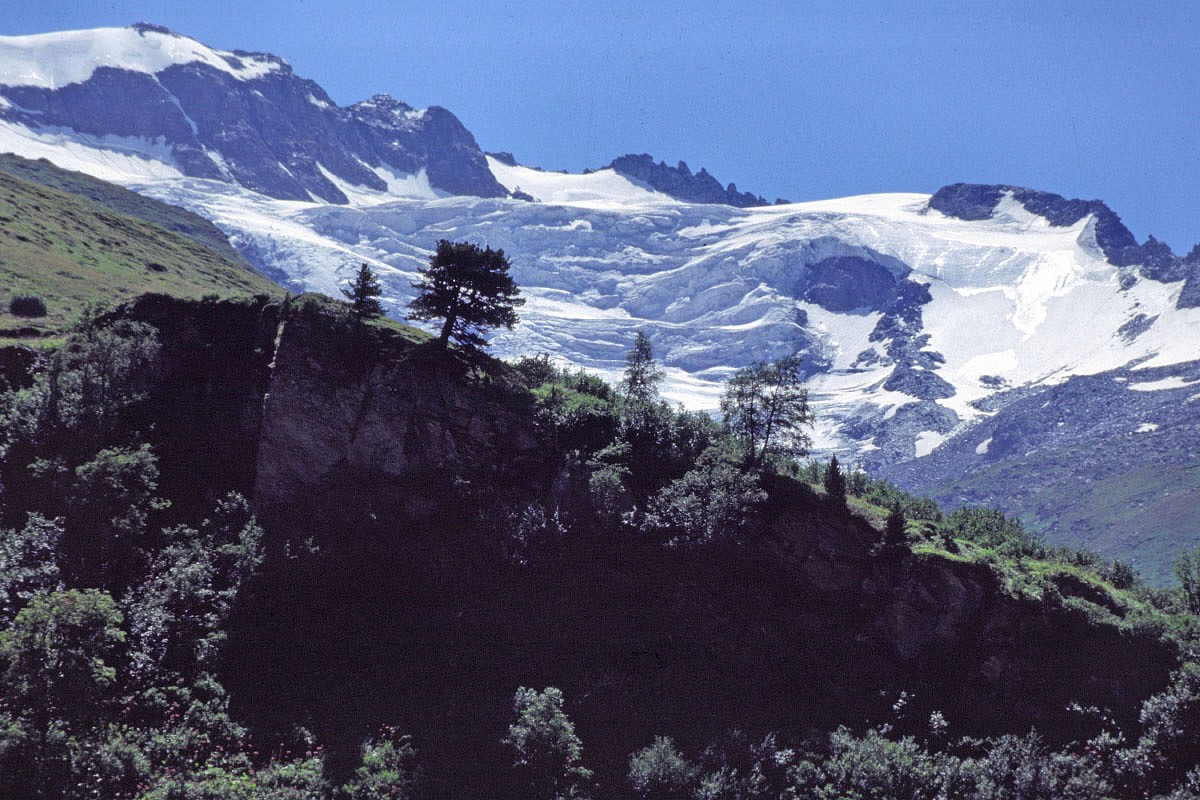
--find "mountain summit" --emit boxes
[0,24,505,201]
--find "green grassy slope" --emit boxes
[0,153,247,264]
[0,158,279,338]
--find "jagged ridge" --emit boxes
[607,153,779,207]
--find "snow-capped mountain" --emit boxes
[0,24,504,201]
[2,24,1198,576]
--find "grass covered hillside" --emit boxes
[0,154,278,339]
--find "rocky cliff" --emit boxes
[111,293,542,518]
[607,153,774,206]
[252,297,542,509]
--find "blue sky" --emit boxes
[7,1,1200,251]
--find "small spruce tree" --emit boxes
[885,503,907,548]
[622,331,664,405]
[342,262,386,322]
[824,455,847,509]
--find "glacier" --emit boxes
[118,161,1199,463]
[1,23,1198,576]
[4,108,1195,463]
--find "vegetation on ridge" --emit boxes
[0,288,1197,798]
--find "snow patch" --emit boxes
[486,156,676,208]
[316,163,442,205]
[0,26,280,89]
[1135,422,1159,433]
[975,437,992,455]
[915,431,947,457]
[0,119,182,181]
[1128,376,1197,392]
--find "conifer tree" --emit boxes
[824,455,847,509]
[342,262,385,321]
[885,503,907,547]
[408,240,523,350]
[622,331,663,405]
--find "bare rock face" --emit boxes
[764,486,877,593]
[252,304,541,509]
[607,154,770,207]
[879,557,990,660]
[116,294,541,517]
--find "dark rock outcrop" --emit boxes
[1179,246,1200,309]
[608,153,769,207]
[863,280,955,402]
[801,256,899,312]
[252,299,542,509]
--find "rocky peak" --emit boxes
[607,153,772,207]
[929,183,1200,307]
[351,92,415,118]
[929,182,1137,251]
[130,22,172,35]
[0,26,505,201]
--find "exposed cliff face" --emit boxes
[252,299,542,509]
[759,479,1172,736]
[872,552,1170,732]
[115,294,543,517]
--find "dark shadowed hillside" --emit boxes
[3,294,1195,799]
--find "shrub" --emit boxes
[342,725,420,799]
[629,736,698,800]
[643,445,766,547]
[8,295,47,317]
[502,687,592,800]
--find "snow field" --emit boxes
[0,27,280,90]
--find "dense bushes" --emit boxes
[8,294,46,317]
